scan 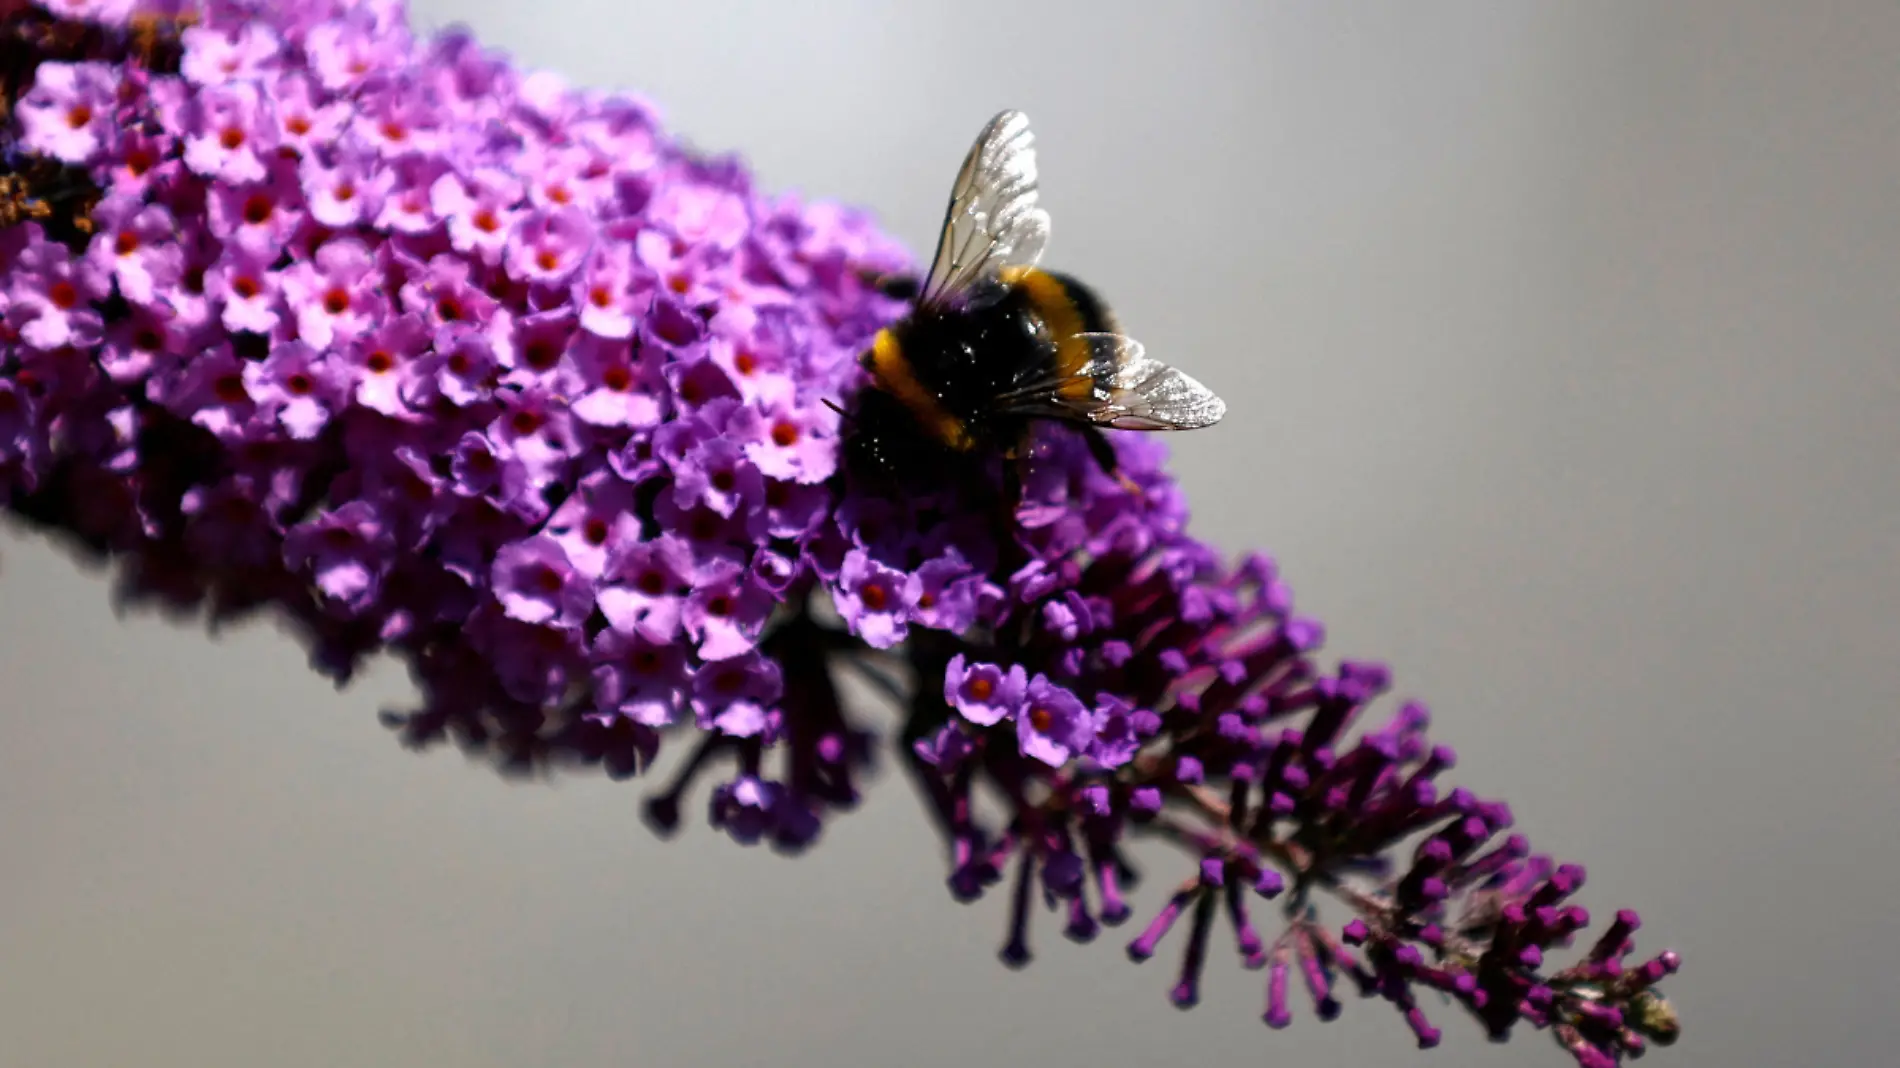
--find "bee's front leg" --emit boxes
[857,268,921,302]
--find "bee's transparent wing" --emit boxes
[917,110,1051,312]
[996,333,1227,431]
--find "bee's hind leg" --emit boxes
[1082,426,1148,502]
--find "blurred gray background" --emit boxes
[4,2,1898,1066]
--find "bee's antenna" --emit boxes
[822,398,855,426]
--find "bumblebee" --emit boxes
[844,110,1226,490]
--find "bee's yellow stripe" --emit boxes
[999,266,1095,401]
[870,328,973,449]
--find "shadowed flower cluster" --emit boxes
[0,2,1679,1064]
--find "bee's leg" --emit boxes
[1082,426,1147,501]
[857,268,921,302]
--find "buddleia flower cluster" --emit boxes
[0,2,1681,1064]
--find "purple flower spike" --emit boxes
[0,5,1678,1066]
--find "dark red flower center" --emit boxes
[706,595,733,617]
[473,208,499,233]
[286,114,312,136]
[534,248,560,272]
[859,582,888,612]
[583,517,609,545]
[218,126,245,150]
[213,372,247,404]
[770,421,799,448]
[285,372,314,396]
[435,295,463,322]
[637,570,667,596]
[601,365,631,392]
[242,193,272,225]
[66,104,92,129]
[113,230,140,256]
[733,351,757,376]
[525,340,560,370]
[231,275,260,300]
[333,181,356,202]
[966,676,992,701]
[47,280,80,310]
[533,565,564,594]
[710,470,736,493]
[365,350,395,374]
[322,288,349,315]
[1028,705,1054,733]
[509,409,543,435]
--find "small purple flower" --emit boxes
[597,534,694,643]
[943,654,1026,727]
[835,549,919,649]
[183,81,275,185]
[99,303,180,385]
[430,166,525,265]
[6,228,108,350]
[207,162,305,259]
[303,16,409,93]
[682,559,775,660]
[280,238,385,350]
[489,386,578,485]
[567,332,663,428]
[268,71,351,158]
[371,155,446,235]
[204,244,281,335]
[399,253,497,332]
[750,477,829,541]
[448,430,533,514]
[914,555,982,634]
[672,436,764,519]
[544,471,640,579]
[1088,694,1145,770]
[404,323,499,409]
[507,206,594,285]
[283,500,395,613]
[15,61,120,165]
[572,240,644,339]
[1018,675,1096,768]
[347,312,431,416]
[491,535,593,627]
[734,399,838,484]
[648,179,750,252]
[86,194,182,307]
[690,651,783,738]
[149,341,255,440]
[301,154,389,228]
[242,341,347,440]
[591,630,686,727]
[180,21,284,86]
[708,775,785,846]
